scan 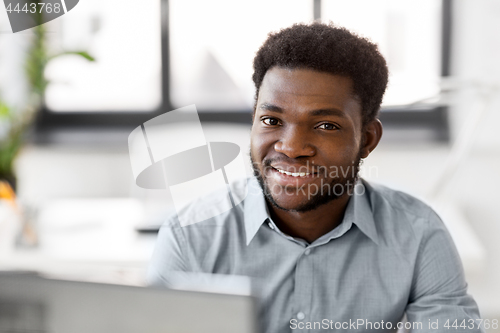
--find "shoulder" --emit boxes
[364,179,442,223]
[361,179,448,249]
[159,177,249,241]
[153,178,251,274]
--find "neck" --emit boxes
[268,193,352,243]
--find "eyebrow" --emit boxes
[259,103,347,118]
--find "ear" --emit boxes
[359,119,383,159]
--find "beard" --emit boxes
[250,149,363,213]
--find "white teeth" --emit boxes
[276,168,310,177]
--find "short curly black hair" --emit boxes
[252,22,389,126]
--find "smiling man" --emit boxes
[250,67,377,243]
[148,23,483,333]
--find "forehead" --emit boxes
[257,67,361,117]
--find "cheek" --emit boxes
[319,138,360,164]
[250,131,275,160]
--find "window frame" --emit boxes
[34,0,452,143]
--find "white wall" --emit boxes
[450,0,500,149]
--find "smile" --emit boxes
[267,166,320,187]
[274,168,310,177]
[271,167,317,178]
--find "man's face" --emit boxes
[250,67,365,212]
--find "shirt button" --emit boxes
[304,249,311,255]
[297,312,305,320]
[267,222,275,230]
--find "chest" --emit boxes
[198,228,414,333]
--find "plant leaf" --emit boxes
[49,51,96,62]
[0,102,10,118]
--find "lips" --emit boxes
[270,163,319,176]
[272,166,312,178]
[265,164,322,188]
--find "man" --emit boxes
[148,23,483,332]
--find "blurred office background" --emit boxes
[0,0,499,330]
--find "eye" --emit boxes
[262,117,281,126]
[316,123,339,130]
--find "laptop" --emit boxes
[0,272,259,333]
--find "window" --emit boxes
[36,0,451,141]
[169,0,312,111]
[322,0,442,107]
[45,0,162,112]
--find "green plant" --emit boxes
[0,8,95,188]
[0,102,21,180]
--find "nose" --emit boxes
[274,126,316,158]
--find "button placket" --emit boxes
[292,246,314,331]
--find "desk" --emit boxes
[0,198,158,286]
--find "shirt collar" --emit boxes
[244,177,271,246]
[343,179,379,245]
[243,177,378,246]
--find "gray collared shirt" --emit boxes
[148,177,483,333]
